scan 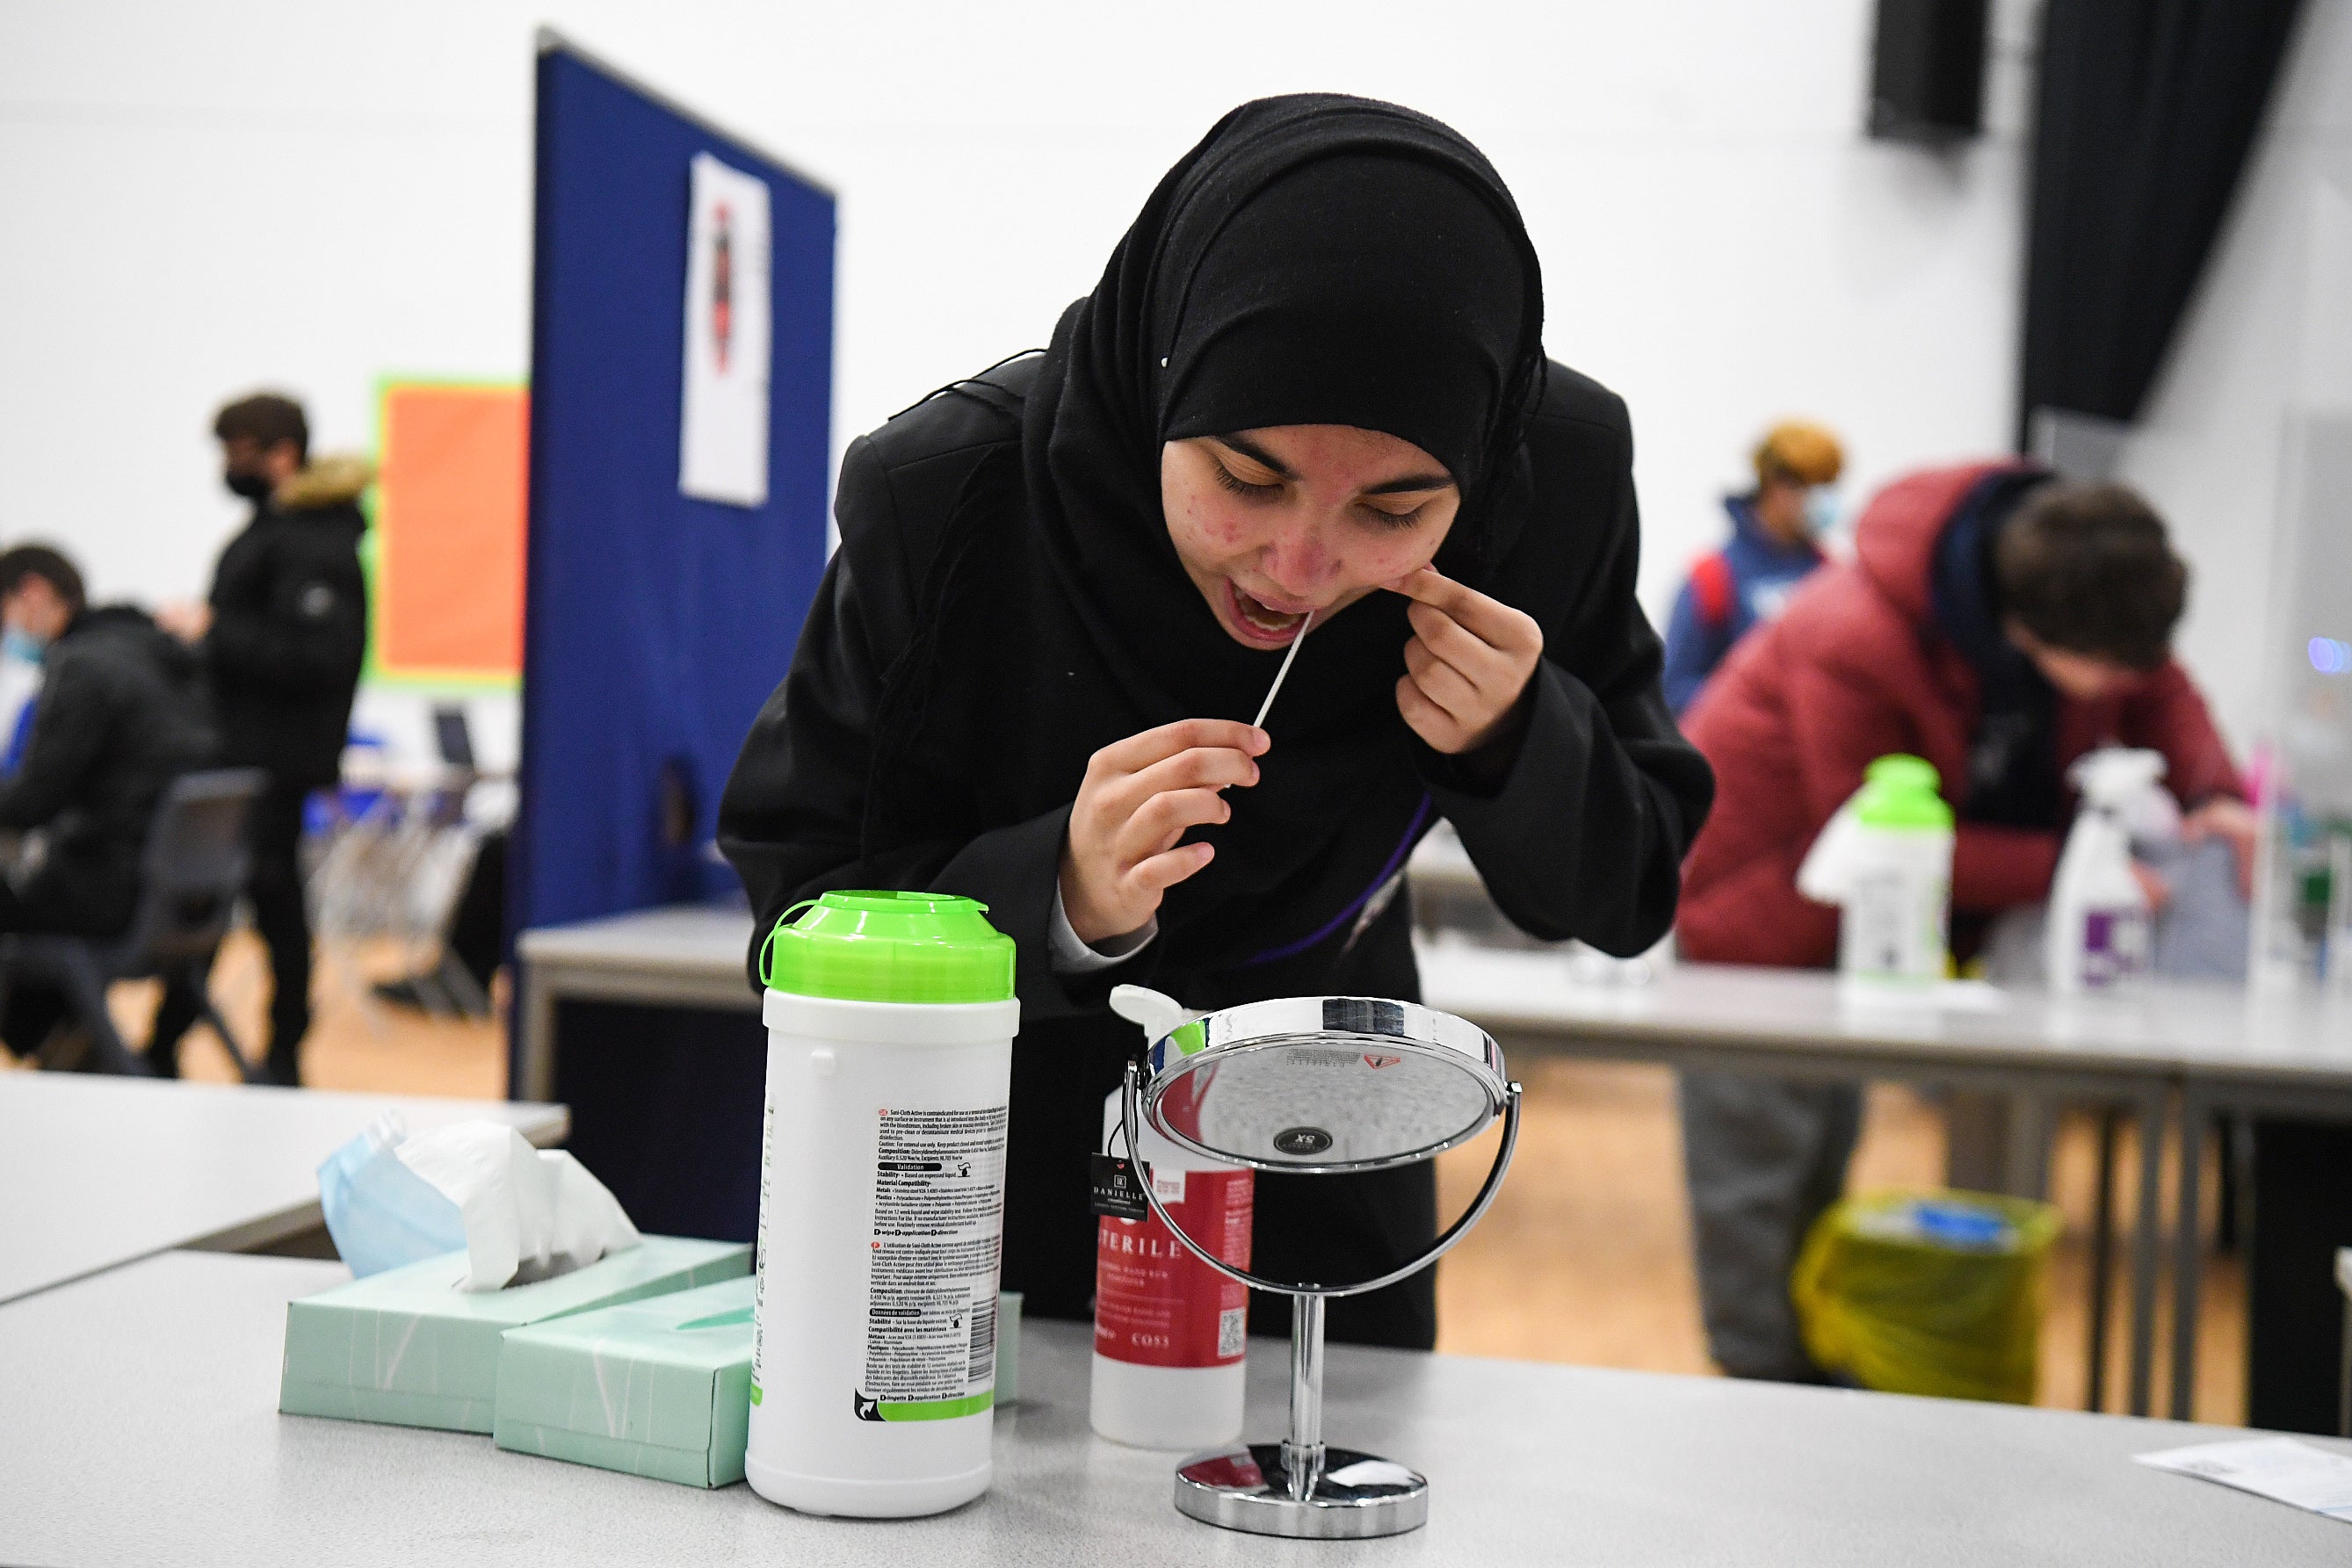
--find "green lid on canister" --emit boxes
[1852,755,1954,832]
[761,890,1015,1004]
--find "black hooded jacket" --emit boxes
[205,454,371,790]
[0,606,218,936]
[719,98,1712,1346]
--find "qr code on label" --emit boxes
[1217,1306,1246,1359]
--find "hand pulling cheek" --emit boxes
[1385,567,1543,755]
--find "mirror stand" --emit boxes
[1171,1292,1429,1538]
[1123,1032,1523,1543]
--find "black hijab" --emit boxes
[872,95,1549,994]
[1024,94,1546,735]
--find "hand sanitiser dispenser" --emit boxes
[745,892,1018,1518]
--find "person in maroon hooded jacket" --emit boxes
[1673,464,2252,1381]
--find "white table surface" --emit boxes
[0,1073,568,1304]
[3,1250,2343,1567]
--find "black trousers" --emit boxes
[151,782,309,1082]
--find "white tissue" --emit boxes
[391,1121,642,1291]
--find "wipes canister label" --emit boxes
[854,1104,1008,1420]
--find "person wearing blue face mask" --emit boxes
[0,547,215,1050]
[1661,422,1843,716]
[0,620,44,775]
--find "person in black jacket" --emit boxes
[154,393,370,1085]
[719,97,1712,1348]
[0,546,216,941]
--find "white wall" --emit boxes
[2115,0,2352,754]
[1,0,2037,641]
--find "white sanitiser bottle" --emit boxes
[2046,748,2167,993]
[1090,986,1252,1450]
[1799,755,1956,988]
[745,892,1019,1519]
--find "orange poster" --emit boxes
[374,381,526,681]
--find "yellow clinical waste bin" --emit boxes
[1791,1190,2062,1404]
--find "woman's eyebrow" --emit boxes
[1215,434,1451,495]
[1364,473,1454,495]
[1215,434,1295,477]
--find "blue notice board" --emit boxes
[514,36,833,1030]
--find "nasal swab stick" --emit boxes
[1250,612,1314,732]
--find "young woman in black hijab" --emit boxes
[720,94,1712,1348]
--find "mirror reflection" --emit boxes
[1143,998,1506,1169]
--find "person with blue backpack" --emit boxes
[1661,422,1843,715]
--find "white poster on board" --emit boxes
[679,151,771,507]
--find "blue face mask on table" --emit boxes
[2,629,46,666]
[317,1115,467,1277]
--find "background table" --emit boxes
[0,1073,566,1304]
[516,903,759,1103]
[5,1250,2344,1567]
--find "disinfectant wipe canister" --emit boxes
[1799,755,1955,986]
[746,892,1018,1519]
[2046,748,2167,994]
[1091,1088,1253,1449]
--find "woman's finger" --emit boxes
[1395,672,1467,753]
[1406,599,1516,684]
[1127,840,1215,895]
[1388,567,1542,654]
[1090,718,1267,781]
[1117,786,1233,864]
[1402,637,1483,723]
[1386,564,1480,614]
[1404,612,1516,712]
[1110,744,1258,817]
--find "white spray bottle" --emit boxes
[2045,748,2167,993]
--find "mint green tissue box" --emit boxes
[997,1290,1022,1405]
[493,1275,756,1487]
[279,1236,752,1434]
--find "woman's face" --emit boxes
[1161,426,1460,648]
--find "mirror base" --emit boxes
[1172,1443,1429,1538]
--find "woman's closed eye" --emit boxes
[1211,460,1283,500]
[1358,499,1430,529]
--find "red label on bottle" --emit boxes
[1093,1168,1253,1368]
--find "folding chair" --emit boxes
[9,768,269,1079]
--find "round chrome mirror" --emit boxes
[1143,995,1509,1174]
[1117,993,1523,1541]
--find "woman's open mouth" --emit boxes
[1224,581,1312,647]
